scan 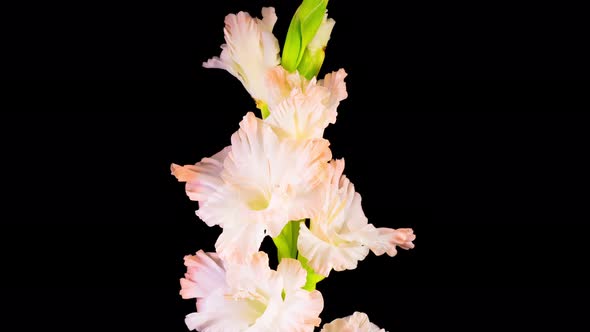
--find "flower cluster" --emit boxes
[172,2,415,331]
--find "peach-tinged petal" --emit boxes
[180,250,226,299]
[266,85,334,141]
[298,222,370,277]
[276,258,308,292]
[318,68,348,112]
[214,222,267,262]
[274,289,323,331]
[224,251,274,290]
[171,147,230,203]
[368,227,416,256]
[321,312,385,332]
[185,288,256,332]
[262,66,346,145]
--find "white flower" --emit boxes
[194,112,331,261]
[259,67,347,147]
[265,82,334,141]
[183,251,324,332]
[321,312,386,332]
[265,66,347,119]
[297,159,416,277]
[203,7,280,108]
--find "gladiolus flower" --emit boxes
[203,7,281,110]
[173,112,331,261]
[297,159,416,277]
[182,251,324,332]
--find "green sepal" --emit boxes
[297,47,326,80]
[257,101,270,119]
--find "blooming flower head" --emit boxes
[181,250,324,332]
[173,112,331,261]
[264,67,347,142]
[297,159,416,277]
[203,7,280,109]
[321,312,386,332]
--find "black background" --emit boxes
[2,1,589,331]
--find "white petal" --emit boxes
[214,221,267,262]
[298,222,370,277]
[180,250,226,299]
[252,288,323,332]
[276,258,308,292]
[318,69,348,113]
[224,251,274,289]
[266,85,334,141]
[185,288,259,332]
[361,226,416,257]
[321,312,386,332]
[171,146,230,203]
[203,8,280,104]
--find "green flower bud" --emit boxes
[281,0,329,72]
[297,14,335,79]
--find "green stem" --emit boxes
[272,219,303,261]
[272,219,326,291]
[297,254,326,291]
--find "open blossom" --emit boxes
[264,68,347,143]
[203,7,280,108]
[172,112,331,261]
[264,67,347,136]
[182,251,324,332]
[321,312,385,332]
[297,159,416,277]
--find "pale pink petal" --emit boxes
[298,222,370,277]
[180,250,226,299]
[224,251,274,290]
[276,258,307,292]
[203,8,280,104]
[365,227,416,257]
[185,288,258,332]
[318,68,348,112]
[321,312,386,332]
[265,85,334,140]
[214,222,267,262]
[264,66,308,108]
[259,7,277,30]
[270,289,323,331]
[251,260,323,331]
[170,146,230,203]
